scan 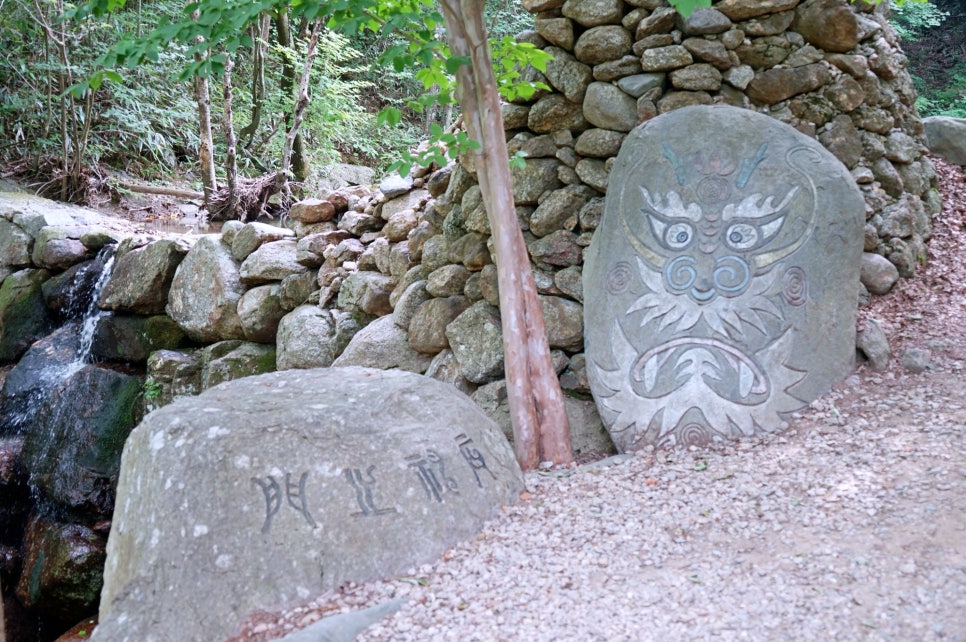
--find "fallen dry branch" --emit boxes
[115,180,204,200]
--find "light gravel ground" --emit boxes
[246,365,965,642]
[233,161,966,641]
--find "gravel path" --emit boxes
[235,160,966,642]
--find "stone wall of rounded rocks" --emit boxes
[518,0,938,278]
[285,0,938,438]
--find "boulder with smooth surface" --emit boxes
[93,367,523,642]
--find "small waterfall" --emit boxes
[76,251,115,365]
[2,246,117,434]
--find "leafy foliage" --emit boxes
[3,0,559,192]
[889,0,966,118]
[890,0,948,40]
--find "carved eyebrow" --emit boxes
[639,187,703,222]
[721,186,799,221]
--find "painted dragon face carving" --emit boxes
[641,185,798,302]
[616,146,819,340]
[584,106,864,452]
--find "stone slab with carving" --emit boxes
[92,366,523,642]
[584,105,863,451]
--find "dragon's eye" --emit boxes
[725,223,759,250]
[665,223,693,249]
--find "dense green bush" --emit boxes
[891,0,966,118]
[0,0,544,197]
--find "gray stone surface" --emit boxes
[231,222,295,262]
[860,252,899,295]
[239,240,307,285]
[543,47,593,103]
[856,318,890,371]
[99,239,190,315]
[237,284,286,343]
[923,116,966,166]
[379,173,414,199]
[0,218,31,270]
[166,236,246,343]
[900,347,931,374]
[94,367,522,642]
[445,301,505,384]
[333,316,432,373]
[574,26,633,66]
[276,306,359,371]
[273,599,407,642]
[337,271,395,317]
[584,105,863,450]
[200,340,276,389]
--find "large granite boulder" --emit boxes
[922,116,966,166]
[239,239,306,285]
[98,238,190,315]
[94,367,523,642]
[333,316,432,373]
[276,306,360,370]
[166,236,246,343]
[584,105,863,450]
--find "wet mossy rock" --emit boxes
[16,517,106,623]
[21,364,143,517]
[94,367,523,642]
[0,268,54,363]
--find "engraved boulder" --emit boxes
[93,366,523,642]
[584,105,863,451]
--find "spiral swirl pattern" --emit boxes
[782,266,808,306]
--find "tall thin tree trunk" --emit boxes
[439,0,573,470]
[192,8,217,206]
[222,55,240,219]
[240,14,269,146]
[274,10,309,184]
[277,19,322,200]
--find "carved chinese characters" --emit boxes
[584,105,864,451]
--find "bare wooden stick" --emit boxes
[115,181,204,199]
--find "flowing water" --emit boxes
[3,247,116,434]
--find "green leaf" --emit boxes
[445,55,470,75]
[377,107,402,127]
[668,0,712,18]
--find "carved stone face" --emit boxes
[584,106,864,451]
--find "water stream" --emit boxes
[3,247,116,434]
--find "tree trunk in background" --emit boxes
[222,56,240,219]
[239,14,269,147]
[192,9,217,206]
[277,19,322,201]
[439,0,573,471]
[274,10,309,184]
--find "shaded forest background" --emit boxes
[0,0,962,207]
